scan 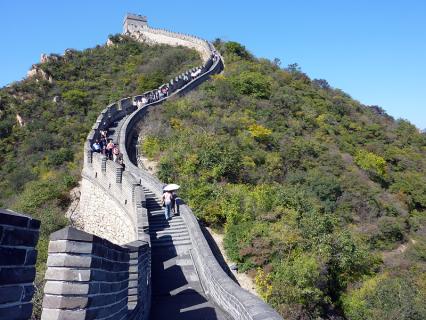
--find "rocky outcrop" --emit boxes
[27,65,53,83]
[40,53,61,64]
[16,114,25,127]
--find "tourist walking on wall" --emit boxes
[106,140,114,160]
[171,191,178,215]
[92,140,101,153]
[162,191,173,220]
[112,145,120,161]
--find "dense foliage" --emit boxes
[139,40,426,319]
[0,36,200,318]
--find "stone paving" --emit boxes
[143,187,230,320]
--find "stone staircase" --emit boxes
[142,187,229,320]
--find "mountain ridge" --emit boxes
[0,37,425,320]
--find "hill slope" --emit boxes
[0,36,201,317]
[138,40,426,319]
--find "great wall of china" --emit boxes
[0,14,282,320]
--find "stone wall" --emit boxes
[0,209,40,320]
[79,101,148,246]
[40,14,279,319]
[41,227,150,320]
[118,53,282,318]
[123,14,212,62]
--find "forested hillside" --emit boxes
[139,40,426,319]
[0,36,201,317]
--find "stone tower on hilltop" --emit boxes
[123,13,148,34]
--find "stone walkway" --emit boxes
[143,186,229,320]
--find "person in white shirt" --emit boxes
[162,191,173,220]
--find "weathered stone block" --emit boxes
[47,253,92,268]
[45,267,91,282]
[43,281,90,295]
[0,285,22,304]
[48,240,93,254]
[1,228,39,247]
[49,227,93,242]
[0,302,32,320]
[0,266,35,284]
[43,294,89,309]
[41,308,86,320]
[22,285,35,302]
[0,247,27,265]
[25,249,38,266]
[0,209,29,227]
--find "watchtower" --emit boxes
[123,13,148,34]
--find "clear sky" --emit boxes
[1,1,425,129]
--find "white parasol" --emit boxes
[163,184,180,191]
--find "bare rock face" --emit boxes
[40,53,60,64]
[27,65,53,82]
[106,38,114,47]
[40,53,49,63]
[16,114,25,127]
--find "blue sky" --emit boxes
[1,1,425,129]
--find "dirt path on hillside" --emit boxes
[204,227,258,296]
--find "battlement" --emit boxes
[122,13,213,63]
[123,13,148,34]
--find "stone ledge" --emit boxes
[50,227,93,242]
[48,240,92,254]
[0,208,40,230]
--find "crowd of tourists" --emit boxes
[91,129,125,170]
[132,52,220,108]
[133,85,170,108]
[90,53,220,170]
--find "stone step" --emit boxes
[151,233,190,241]
[149,210,176,216]
[148,218,184,224]
[148,219,184,226]
[149,226,187,233]
[149,225,186,231]
[149,215,183,221]
[151,234,191,243]
[149,228,189,236]
[149,224,186,231]
[146,201,161,204]
[151,239,192,247]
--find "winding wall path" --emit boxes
[44,15,282,320]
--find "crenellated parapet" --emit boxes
[123,13,213,63]
[41,227,150,320]
[80,101,147,245]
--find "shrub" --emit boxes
[224,41,252,60]
[342,272,426,320]
[230,71,272,99]
[355,149,387,180]
[141,136,162,160]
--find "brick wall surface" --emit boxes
[0,209,40,320]
[41,227,150,320]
